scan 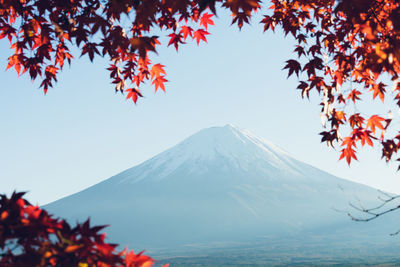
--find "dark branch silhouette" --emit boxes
[347,190,400,235]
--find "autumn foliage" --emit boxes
[1,1,399,168]
[0,0,219,102]
[0,192,167,267]
[272,0,400,167]
[2,0,400,163]
[4,0,400,264]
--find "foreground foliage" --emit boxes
[0,192,167,267]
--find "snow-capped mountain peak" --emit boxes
[115,125,302,184]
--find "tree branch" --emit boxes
[347,190,400,234]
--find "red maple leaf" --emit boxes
[200,12,214,30]
[193,29,209,45]
[167,32,184,51]
[180,25,193,40]
[125,87,143,104]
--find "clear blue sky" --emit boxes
[1,11,399,205]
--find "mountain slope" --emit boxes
[45,125,398,253]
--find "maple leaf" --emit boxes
[349,113,365,128]
[294,45,306,57]
[232,11,251,29]
[180,26,193,40]
[329,110,346,129]
[341,136,357,148]
[150,63,166,80]
[347,89,362,103]
[152,76,168,92]
[81,43,100,62]
[308,45,321,56]
[261,15,275,32]
[107,64,121,78]
[200,12,214,30]
[125,87,143,104]
[7,54,24,75]
[193,29,209,45]
[339,146,358,165]
[366,115,385,134]
[283,59,301,78]
[337,94,346,104]
[167,32,184,51]
[370,82,386,103]
[297,81,310,98]
[360,130,374,147]
[0,25,17,42]
[339,136,358,165]
[296,34,307,44]
[303,57,323,77]
[319,130,339,147]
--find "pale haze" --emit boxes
[0,11,399,205]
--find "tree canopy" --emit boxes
[1,2,400,158]
[3,0,400,168]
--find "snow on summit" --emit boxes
[115,124,303,184]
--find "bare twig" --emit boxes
[347,190,400,234]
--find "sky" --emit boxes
[1,9,400,206]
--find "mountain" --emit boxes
[45,125,400,259]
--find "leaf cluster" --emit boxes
[267,0,400,168]
[0,192,167,267]
[4,0,400,167]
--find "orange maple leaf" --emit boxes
[152,76,168,92]
[339,140,358,165]
[366,115,385,134]
[370,82,386,103]
[339,147,358,165]
[150,63,166,80]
